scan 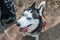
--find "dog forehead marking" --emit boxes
[23,10,32,14]
[23,10,33,18]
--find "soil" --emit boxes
[0,0,60,40]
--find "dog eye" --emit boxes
[27,17,32,20]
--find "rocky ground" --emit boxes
[0,0,60,40]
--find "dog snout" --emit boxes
[16,22,21,27]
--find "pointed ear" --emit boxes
[38,6,44,16]
[38,1,46,16]
[38,1,46,9]
[29,2,36,8]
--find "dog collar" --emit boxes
[41,16,47,30]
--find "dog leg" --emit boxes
[31,34,39,40]
[23,32,31,37]
[23,33,26,37]
[35,35,39,40]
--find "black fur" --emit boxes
[29,5,44,34]
[31,9,40,19]
[31,16,42,34]
[0,0,16,24]
[29,2,36,9]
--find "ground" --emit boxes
[0,0,60,40]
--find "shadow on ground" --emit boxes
[39,23,60,40]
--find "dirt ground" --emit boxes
[0,0,60,40]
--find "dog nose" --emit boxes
[16,22,21,26]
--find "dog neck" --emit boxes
[31,16,42,34]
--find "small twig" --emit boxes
[2,26,10,37]
[4,30,9,37]
[1,22,10,37]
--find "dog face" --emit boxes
[17,1,46,33]
[17,9,39,32]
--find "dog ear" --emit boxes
[37,1,46,16]
[29,2,36,8]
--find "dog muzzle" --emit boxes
[19,27,28,32]
[19,24,32,32]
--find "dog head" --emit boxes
[16,1,46,33]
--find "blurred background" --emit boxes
[0,0,60,40]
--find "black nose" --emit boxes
[16,22,21,26]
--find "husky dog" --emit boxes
[16,1,46,40]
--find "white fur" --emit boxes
[41,29,45,32]
[18,16,39,32]
[23,32,39,40]
[38,1,46,9]
[38,1,46,16]
[17,7,39,40]
[23,10,33,18]
[39,7,43,16]
[17,1,46,40]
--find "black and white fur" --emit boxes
[0,0,16,24]
[16,1,46,40]
[0,0,16,37]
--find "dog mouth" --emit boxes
[19,24,32,32]
[19,27,28,32]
